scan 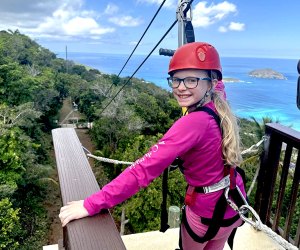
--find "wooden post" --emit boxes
[168,206,180,228]
[120,208,129,236]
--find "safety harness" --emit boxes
[160,106,248,249]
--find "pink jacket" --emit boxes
[84,87,245,219]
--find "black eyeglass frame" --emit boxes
[167,76,212,89]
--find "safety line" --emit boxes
[87,138,265,166]
[99,19,178,115]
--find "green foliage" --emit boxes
[70,64,87,75]
[132,93,172,134]
[270,161,300,239]
[112,169,185,233]
[0,30,77,248]
[0,30,55,67]
[0,127,41,199]
[111,74,122,86]
[0,198,21,249]
[78,89,104,121]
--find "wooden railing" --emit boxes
[52,128,126,250]
[254,123,300,248]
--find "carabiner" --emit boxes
[224,186,248,212]
[238,205,262,230]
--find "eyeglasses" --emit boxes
[167,77,211,89]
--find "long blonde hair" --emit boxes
[210,71,242,166]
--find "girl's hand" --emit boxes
[59,200,89,227]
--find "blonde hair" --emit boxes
[209,71,242,166]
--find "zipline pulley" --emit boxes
[159,0,195,57]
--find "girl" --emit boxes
[59,42,246,250]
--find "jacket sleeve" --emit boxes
[84,113,209,216]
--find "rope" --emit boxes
[85,137,266,166]
[240,136,266,196]
[246,165,260,197]
[238,205,297,250]
[87,154,133,165]
[241,136,265,155]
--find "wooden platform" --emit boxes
[44,224,285,250]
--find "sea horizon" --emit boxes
[56,52,300,132]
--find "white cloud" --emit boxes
[0,0,115,40]
[218,22,245,33]
[228,22,245,31]
[193,1,237,28]
[104,3,119,15]
[64,17,114,36]
[218,26,227,33]
[109,16,142,27]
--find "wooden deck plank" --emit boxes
[52,128,126,250]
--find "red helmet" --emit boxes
[168,42,222,80]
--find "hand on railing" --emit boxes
[59,200,89,227]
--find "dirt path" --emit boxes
[58,98,73,123]
[59,97,84,125]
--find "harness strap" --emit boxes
[201,213,240,227]
[160,168,170,232]
[181,191,228,243]
[160,157,184,232]
[194,106,221,130]
[160,106,245,246]
[230,167,237,189]
[227,227,237,250]
[194,175,230,194]
[181,106,244,249]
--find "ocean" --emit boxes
[58,52,300,131]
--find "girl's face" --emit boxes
[172,69,212,107]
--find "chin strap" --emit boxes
[186,89,211,113]
[196,91,209,108]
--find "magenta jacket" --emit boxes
[84,81,245,219]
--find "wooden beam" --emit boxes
[52,128,126,250]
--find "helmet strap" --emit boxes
[195,91,209,108]
[188,78,214,111]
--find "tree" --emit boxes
[0,103,41,131]
[0,198,21,249]
[132,93,172,135]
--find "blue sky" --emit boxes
[0,0,299,59]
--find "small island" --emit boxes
[249,68,287,80]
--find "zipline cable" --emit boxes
[99,19,178,115]
[106,0,167,94]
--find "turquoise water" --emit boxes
[58,52,300,131]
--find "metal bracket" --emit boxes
[159,0,194,56]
